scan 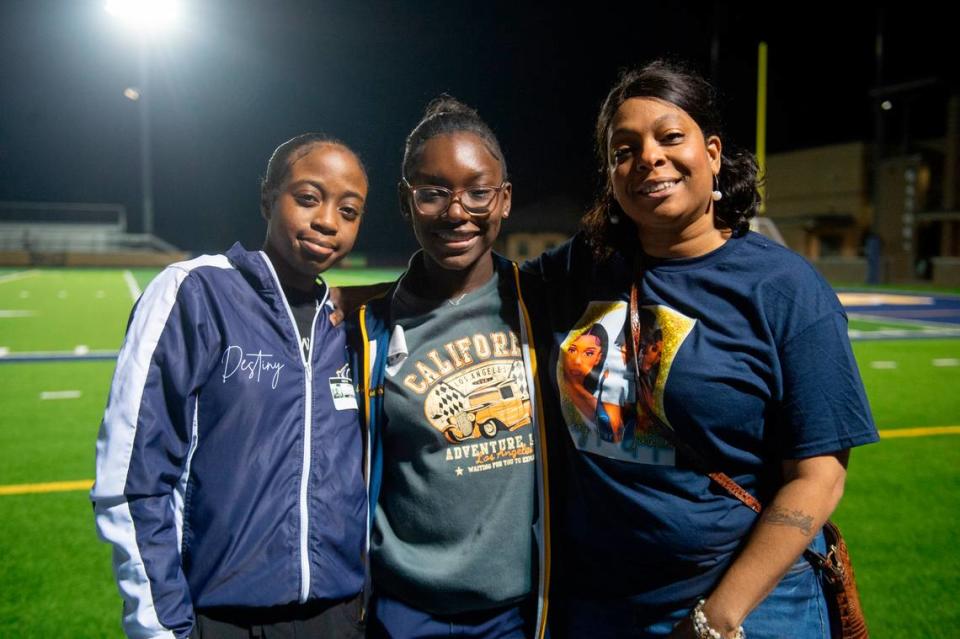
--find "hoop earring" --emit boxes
[711,174,723,202]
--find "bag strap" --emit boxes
[628,281,761,513]
[628,276,840,577]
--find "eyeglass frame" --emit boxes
[400,178,510,218]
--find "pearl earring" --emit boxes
[711,174,723,202]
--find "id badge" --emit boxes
[329,364,359,411]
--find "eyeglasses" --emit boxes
[401,178,508,217]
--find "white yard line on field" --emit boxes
[122,270,142,302]
[0,270,39,285]
[40,390,82,400]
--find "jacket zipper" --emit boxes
[298,302,322,603]
[259,253,328,604]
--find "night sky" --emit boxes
[0,1,952,262]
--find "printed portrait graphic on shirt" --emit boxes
[392,328,536,477]
[557,301,695,464]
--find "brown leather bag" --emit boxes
[628,282,868,639]
[805,520,869,639]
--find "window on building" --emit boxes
[818,233,844,258]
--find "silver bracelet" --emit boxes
[691,599,746,639]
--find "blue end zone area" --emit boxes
[838,290,960,340]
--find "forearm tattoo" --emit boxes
[762,506,814,535]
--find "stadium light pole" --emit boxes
[104,0,181,239]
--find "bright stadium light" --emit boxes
[105,0,181,33]
[104,1,183,237]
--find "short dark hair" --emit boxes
[259,133,367,216]
[401,96,507,182]
[583,60,762,260]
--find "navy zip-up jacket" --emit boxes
[91,243,366,639]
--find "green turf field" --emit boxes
[1,268,958,637]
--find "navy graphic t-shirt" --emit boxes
[523,231,878,618]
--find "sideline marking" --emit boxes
[933,358,959,367]
[870,361,898,369]
[2,427,960,496]
[0,479,94,496]
[123,270,142,302]
[880,425,960,439]
[0,310,35,318]
[0,349,119,363]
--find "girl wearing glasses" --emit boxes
[348,97,550,639]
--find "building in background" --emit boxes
[764,93,960,286]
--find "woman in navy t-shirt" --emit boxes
[524,61,878,638]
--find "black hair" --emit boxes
[638,307,662,348]
[636,308,663,384]
[401,95,507,182]
[582,60,762,260]
[259,132,367,216]
[582,323,609,395]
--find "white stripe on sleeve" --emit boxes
[90,254,232,637]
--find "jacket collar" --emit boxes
[224,241,304,322]
[226,242,276,291]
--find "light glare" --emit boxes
[105,0,180,32]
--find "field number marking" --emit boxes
[40,390,82,400]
